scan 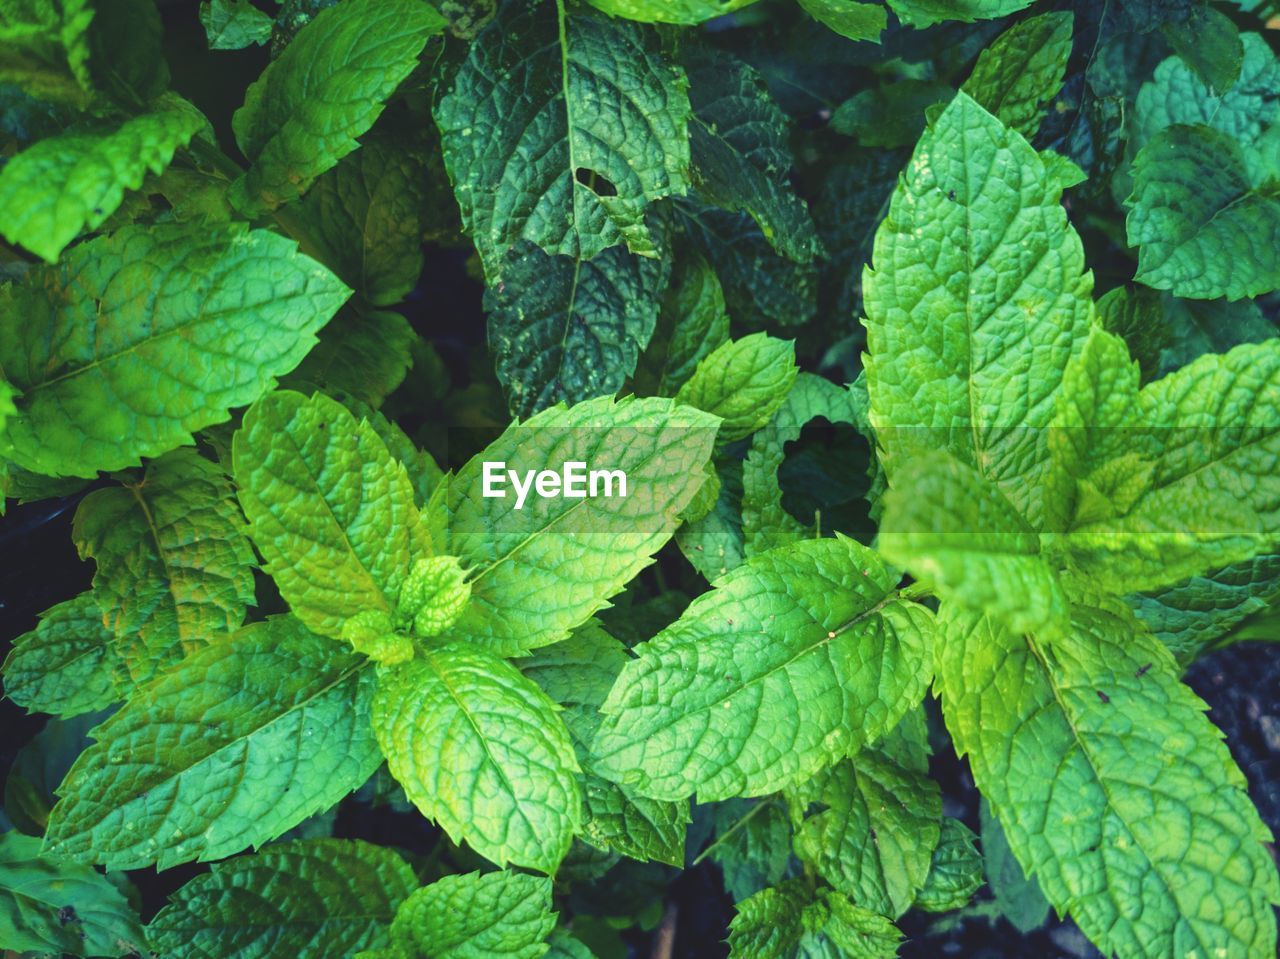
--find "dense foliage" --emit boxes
[1,1,1279,957]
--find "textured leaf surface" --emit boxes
[230,0,443,212]
[937,604,1280,958]
[1126,123,1280,301]
[862,92,1093,530]
[149,839,417,959]
[0,99,204,261]
[373,643,581,873]
[0,223,349,478]
[885,0,1034,28]
[44,616,381,870]
[0,831,146,957]
[727,882,900,959]
[797,0,886,42]
[201,0,274,49]
[2,592,124,718]
[915,817,983,913]
[233,390,421,640]
[726,881,808,959]
[581,0,759,24]
[962,12,1073,139]
[383,871,555,959]
[636,247,730,397]
[74,449,256,685]
[436,0,691,274]
[441,395,717,656]
[0,0,94,105]
[675,334,797,443]
[1159,294,1275,375]
[593,536,934,801]
[685,50,821,263]
[486,240,667,417]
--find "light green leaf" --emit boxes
[885,0,1035,28]
[863,92,1093,531]
[0,98,204,262]
[581,0,760,23]
[0,831,146,957]
[1126,123,1280,301]
[962,12,1073,140]
[635,246,730,397]
[937,603,1280,958]
[675,334,797,444]
[200,0,274,50]
[980,797,1050,933]
[0,223,350,478]
[812,891,900,958]
[797,0,887,42]
[288,309,419,408]
[233,390,422,640]
[486,240,668,418]
[0,0,94,106]
[727,881,808,959]
[2,592,125,718]
[727,882,900,959]
[148,839,417,959]
[789,753,940,918]
[44,616,381,870]
[677,457,747,581]
[441,395,718,656]
[436,0,691,274]
[879,450,1069,639]
[230,0,444,212]
[915,817,983,913]
[381,871,555,959]
[593,536,935,801]
[686,50,821,263]
[73,448,256,685]
[373,643,582,873]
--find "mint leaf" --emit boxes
[374,644,580,873]
[0,831,146,957]
[200,0,274,50]
[1161,4,1243,96]
[380,870,556,959]
[288,309,418,407]
[727,881,901,959]
[979,797,1051,933]
[885,0,1035,28]
[797,0,887,42]
[149,839,417,959]
[2,592,125,718]
[581,0,760,23]
[1126,123,1280,301]
[0,223,350,478]
[1159,294,1276,374]
[486,240,668,417]
[592,536,934,801]
[937,604,1280,958]
[0,97,205,262]
[230,0,444,212]
[1096,286,1168,383]
[832,80,952,150]
[962,12,1073,140]
[635,246,730,397]
[726,881,808,959]
[44,616,381,869]
[0,0,94,106]
[915,818,983,913]
[74,450,255,685]
[686,49,821,263]
[233,390,422,640]
[441,395,717,656]
[436,0,691,274]
[674,333,798,444]
[863,92,1093,531]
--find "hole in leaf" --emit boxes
[575,167,619,197]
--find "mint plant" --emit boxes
[1,2,1279,958]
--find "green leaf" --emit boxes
[0,97,205,262]
[592,536,935,801]
[962,12,1074,140]
[0,222,350,478]
[726,881,808,959]
[675,334,798,444]
[1161,4,1243,96]
[89,0,169,105]
[677,457,747,581]
[1095,286,1169,383]
[44,616,381,870]
[789,752,941,917]
[0,0,94,106]
[685,49,821,263]
[634,245,730,397]
[1126,123,1280,301]
[230,0,444,213]
[0,831,146,957]
[915,817,983,913]
[979,797,1050,933]
[706,799,792,901]
[293,134,431,307]
[727,882,900,959]
[863,92,1093,531]
[200,0,274,50]
[486,240,668,418]
[937,603,1280,958]
[814,891,901,958]
[797,0,887,42]
[381,870,556,959]
[288,308,419,407]
[2,592,125,718]
[440,395,718,656]
[581,0,761,24]
[884,0,1035,28]
[233,390,422,640]
[73,448,256,685]
[1159,294,1276,375]
[879,450,1069,639]
[831,80,952,149]
[373,643,582,873]
[149,839,417,959]
[545,929,596,959]
[436,0,691,275]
